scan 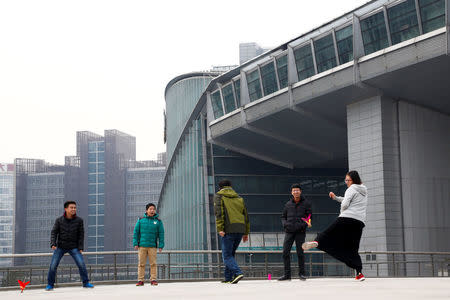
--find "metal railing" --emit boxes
[1,250,449,288]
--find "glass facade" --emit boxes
[25,172,65,264]
[314,34,338,73]
[125,167,165,261]
[276,55,288,89]
[361,11,390,55]
[166,76,213,162]
[388,0,420,45]
[221,83,236,114]
[335,25,353,64]
[207,1,446,121]
[213,146,346,240]
[247,69,263,101]
[419,0,445,33]
[0,164,14,267]
[294,44,316,81]
[211,91,224,119]
[87,141,105,263]
[233,79,241,107]
[260,62,279,96]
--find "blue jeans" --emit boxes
[47,248,89,286]
[221,233,243,281]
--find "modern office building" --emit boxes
[239,43,270,65]
[12,132,166,266]
[161,0,450,276]
[0,163,14,267]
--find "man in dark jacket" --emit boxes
[214,179,250,284]
[133,203,165,286]
[46,201,93,290]
[279,184,312,281]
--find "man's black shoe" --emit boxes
[299,274,307,281]
[277,275,291,281]
[230,274,244,284]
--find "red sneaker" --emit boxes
[355,273,365,281]
[136,281,144,286]
[150,280,158,286]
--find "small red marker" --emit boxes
[18,280,30,293]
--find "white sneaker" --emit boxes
[302,241,318,250]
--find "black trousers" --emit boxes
[315,217,365,273]
[282,231,306,276]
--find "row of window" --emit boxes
[211,0,445,119]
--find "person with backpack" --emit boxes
[214,179,250,284]
[133,203,165,286]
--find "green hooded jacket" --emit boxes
[214,186,250,235]
[133,213,165,248]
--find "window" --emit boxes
[314,34,338,73]
[211,91,224,119]
[361,11,389,54]
[335,25,353,63]
[246,69,262,101]
[419,0,445,33]
[222,84,236,114]
[388,0,420,45]
[260,62,279,96]
[294,43,315,81]
[276,55,288,89]
[233,79,241,107]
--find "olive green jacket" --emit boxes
[213,186,250,235]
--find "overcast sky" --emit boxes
[0,0,368,165]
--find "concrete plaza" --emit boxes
[1,278,449,300]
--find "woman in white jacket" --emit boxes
[302,170,368,281]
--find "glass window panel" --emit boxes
[260,62,279,96]
[88,163,96,173]
[88,174,96,183]
[97,162,105,172]
[335,25,353,64]
[88,152,96,162]
[88,184,96,194]
[97,173,105,183]
[98,194,105,204]
[98,183,104,194]
[97,152,105,162]
[211,91,224,119]
[361,11,389,55]
[314,34,337,73]
[97,142,105,151]
[222,84,236,114]
[388,0,420,45]
[294,44,315,81]
[419,0,445,33]
[233,79,241,107]
[246,69,262,101]
[276,55,288,89]
[88,142,96,152]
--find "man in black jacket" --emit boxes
[279,184,312,281]
[46,201,93,290]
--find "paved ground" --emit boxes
[1,278,449,299]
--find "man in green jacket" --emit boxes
[133,203,164,286]
[214,179,250,284]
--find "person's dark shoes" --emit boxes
[230,274,244,284]
[277,275,291,281]
[136,281,144,286]
[150,280,158,286]
[299,274,307,281]
[221,280,231,283]
[83,282,94,288]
